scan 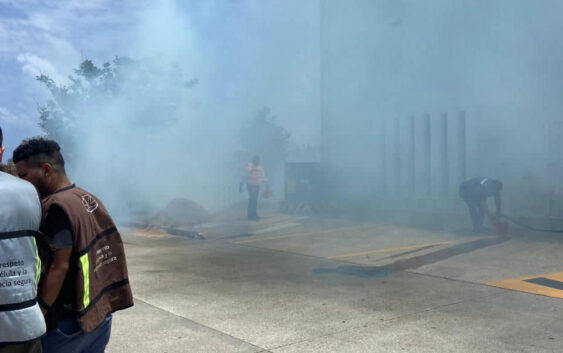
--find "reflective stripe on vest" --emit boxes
[80,253,90,308]
[0,172,46,342]
[247,164,263,185]
[33,238,41,285]
[76,226,128,315]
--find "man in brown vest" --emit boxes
[13,138,133,353]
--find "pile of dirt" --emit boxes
[154,198,212,228]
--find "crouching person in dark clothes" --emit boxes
[459,177,502,234]
[13,138,133,353]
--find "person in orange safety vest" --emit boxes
[239,156,270,220]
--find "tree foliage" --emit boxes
[237,107,291,175]
[36,57,196,164]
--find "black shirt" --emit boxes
[459,177,500,200]
[42,205,73,250]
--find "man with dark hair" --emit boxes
[0,127,46,353]
[459,177,503,234]
[12,138,67,199]
[13,137,133,353]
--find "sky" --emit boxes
[0,0,321,159]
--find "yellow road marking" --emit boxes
[485,272,563,299]
[326,241,459,259]
[234,224,381,245]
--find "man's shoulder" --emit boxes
[1,170,20,184]
[65,185,98,198]
[0,172,41,230]
[49,186,110,218]
[0,171,36,193]
[73,187,105,207]
[48,185,99,202]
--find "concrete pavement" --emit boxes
[107,212,562,352]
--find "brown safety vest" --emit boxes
[41,185,133,332]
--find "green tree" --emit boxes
[36,57,197,164]
[237,107,291,181]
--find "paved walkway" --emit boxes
[107,213,562,352]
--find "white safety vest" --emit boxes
[0,172,46,342]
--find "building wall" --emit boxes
[320,0,563,217]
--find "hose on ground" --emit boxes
[501,215,563,233]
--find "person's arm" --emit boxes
[483,197,499,225]
[494,193,502,218]
[38,206,74,315]
[240,166,249,192]
[262,170,270,190]
[39,248,71,314]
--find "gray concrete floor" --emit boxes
[107,212,563,352]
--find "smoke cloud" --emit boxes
[33,0,320,216]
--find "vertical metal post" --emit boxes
[407,115,415,195]
[423,114,431,196]
[394,118,401,195]
[441,113,449,195]
[458,111,467,183]
[380,119,387,195]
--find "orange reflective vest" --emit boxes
[247,163,263,186]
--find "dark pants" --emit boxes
[41,315,111,353]
[0,339,41,353]
[460,190,485,233]
[247,184,260,220]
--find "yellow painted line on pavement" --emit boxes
[234,224,380,245]
[485,272,563,299]
[326,241,459,259]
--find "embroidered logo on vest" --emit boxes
[81,194,99,213]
